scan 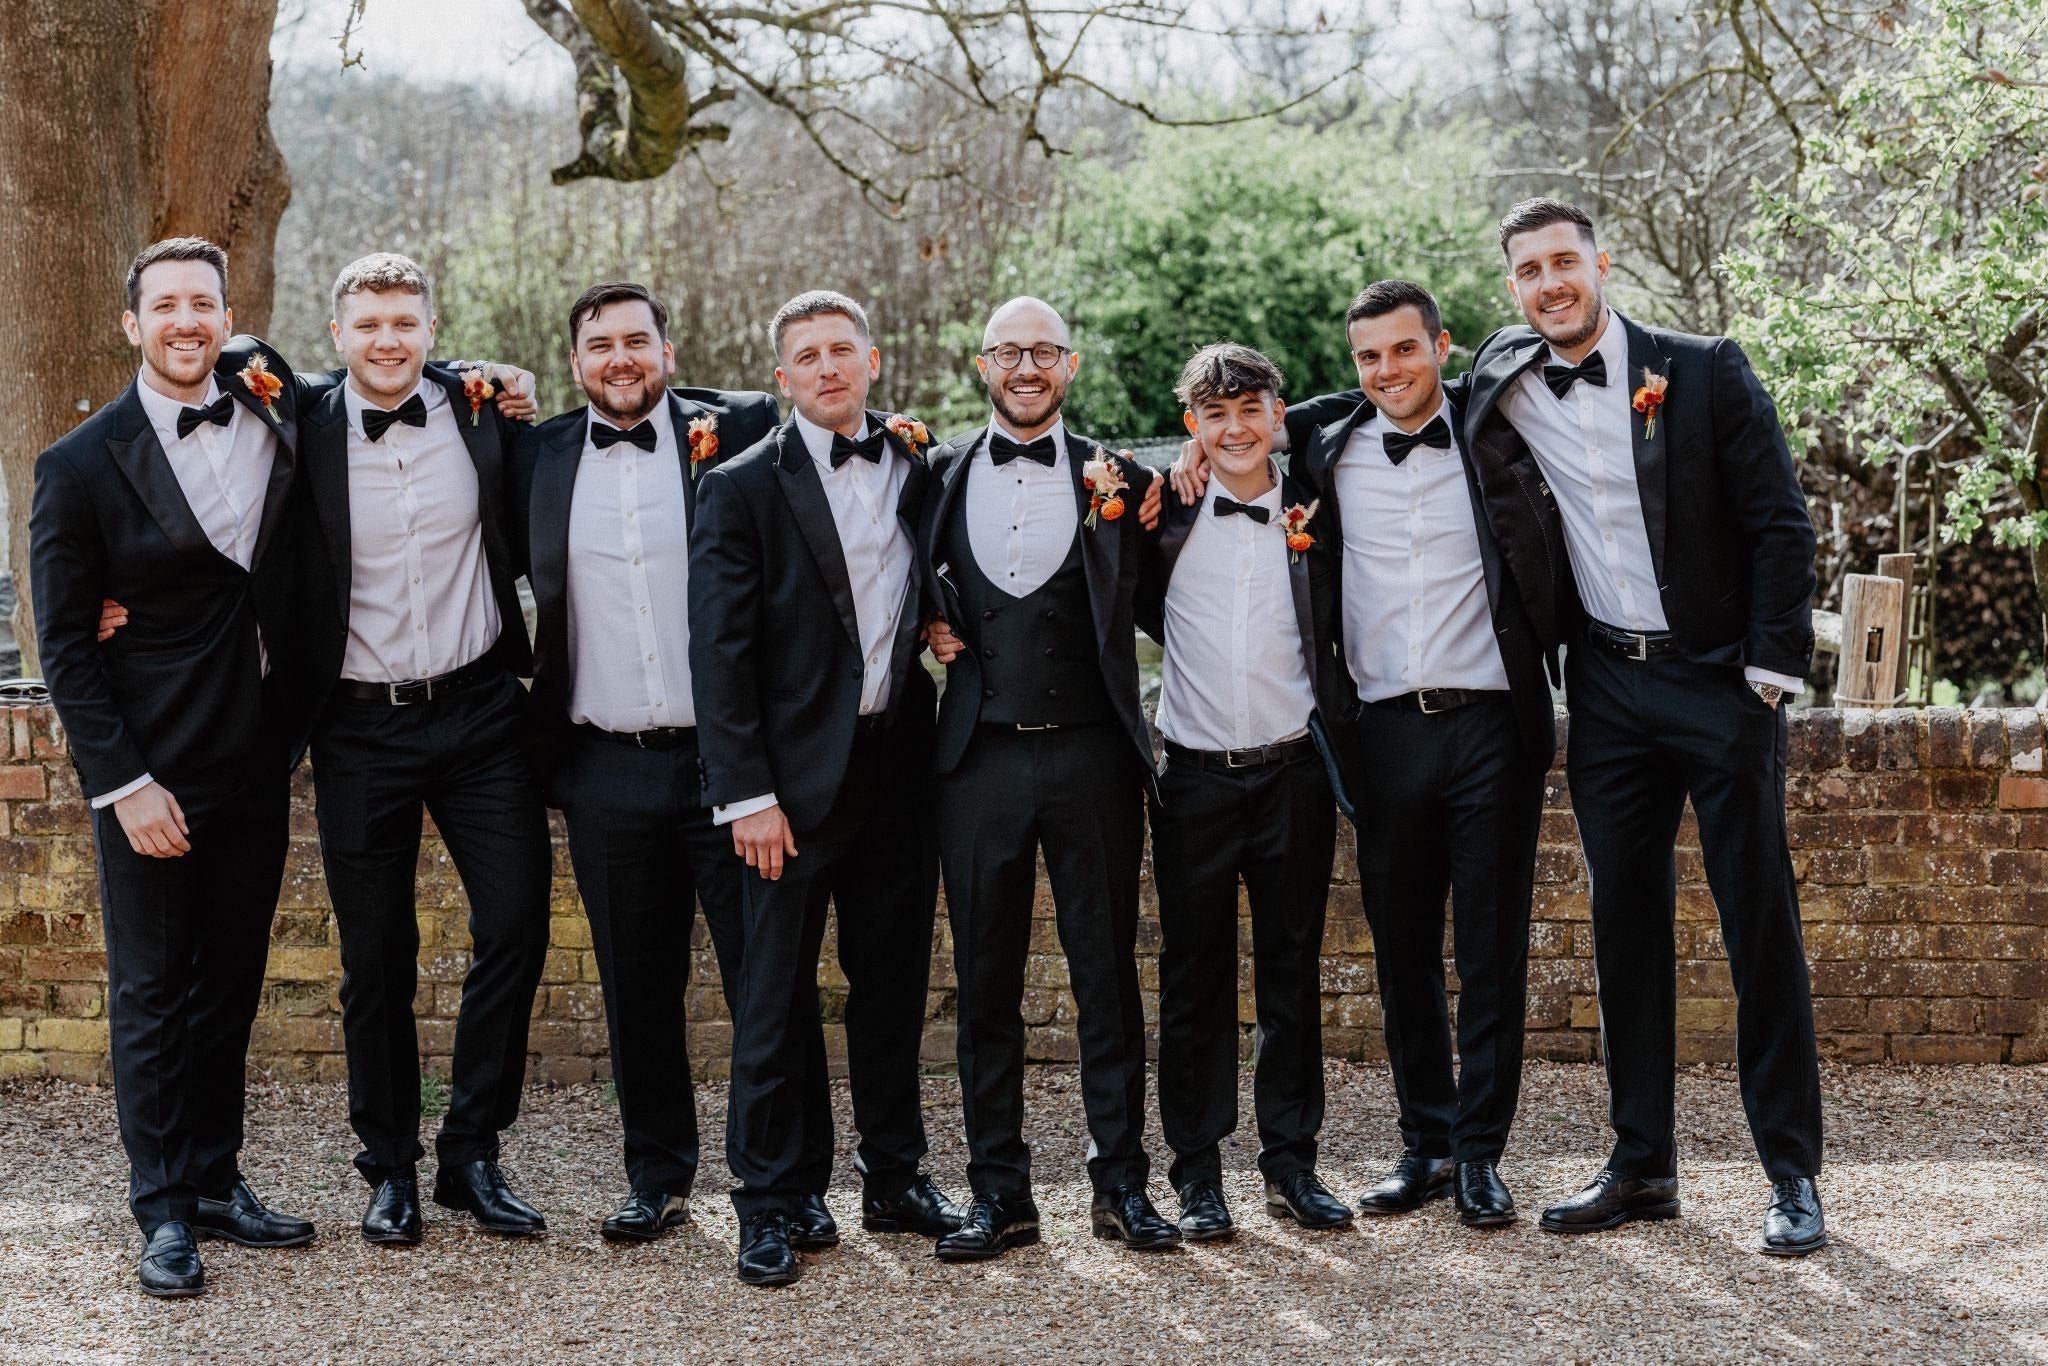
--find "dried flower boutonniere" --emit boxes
[884,413,930,457]
[461,367,494,427]
[1279,500,1319,563]
[1632,367,1668,440]
[1082,447,1128,529]
[237,354,284,425]
[687,414,720,474]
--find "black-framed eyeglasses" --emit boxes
[981,343,1071,370]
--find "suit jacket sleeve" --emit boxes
[686,467,779,806]
[1281,389,1365,483]
[29,449,151,798]
[1709,339,1816,679]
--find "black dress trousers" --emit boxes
[310,670,553,1185]
[940,725,1150,1199]
[1152,745,1336,1190]
[1353,693,1544,1164]
[1564,639,1824,1180]
[554,726,748,1197]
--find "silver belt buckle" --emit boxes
[1014,722,1060,732]
[1223,745,1262,768]
[1626,631,1649,662]
[1416,690,1445,715]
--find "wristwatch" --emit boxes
[1749,681,1784,709]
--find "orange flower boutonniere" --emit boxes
[1632,367,1668,439]
[461,367,494,427]
[687,414,720,473]
[1082,447,1129,528]
[884,413,930,457]
[237,354,284,424]
[1279,500,1319,563]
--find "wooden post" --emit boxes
[1876,552,1919,701]
[1837,572,1905,708]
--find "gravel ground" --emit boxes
[1,1061,2042,1363]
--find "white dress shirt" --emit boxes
[964,417,1079,596]
[1334,398,1511,702]
[566,401,694,732]
[714,410,914,826]
[1155,470,1315,750]
[1498,308,1801,692]
[340,378,501,683]
[101,376,280,808]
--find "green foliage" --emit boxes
[987,112,1517,438]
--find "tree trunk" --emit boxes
[0,0,289,676]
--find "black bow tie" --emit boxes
[592,420,658,452]
[1213,496,1271,524]
[829,429,886,469]
[1383,415,1452,465]
[1543,351,1608,399]
[362,393,429,442]
[175,393,236,441]
[989,433,1057,467]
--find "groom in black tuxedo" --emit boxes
[31,237,314,1297]
[1462,198,1826,1256]
[688,289,963,1288]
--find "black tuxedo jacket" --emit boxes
[687,411,936,832]
[1134,468,1360,817]
[291,361,533,727]
[918,429,1158,796]
[30,336,305,800]
[1283,384,1559,771]
[517,387,780,784]
[1461,315,1817,678]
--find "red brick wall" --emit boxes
[1,703,2042,1082]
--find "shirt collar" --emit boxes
[136,373,224,443]
[1201,458,1284,513]
[1364,395,1455,457]
[985,415,1068,462]
[585,392,676,456]
[794,407,869,472]
[344,373,439,441]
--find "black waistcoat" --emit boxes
[944,497,1113,727]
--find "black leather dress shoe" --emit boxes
[1176,1180,1234,1242]
[1356,1153,1456,1215]
[788,1193,839,1249]
[432,1160,546,1236]
[138,1221,205,1298]
[1265,1170,1354,1230]
[600,1190,688,1244]
[1454,1161,1517,1228]
[862,1174,967,1235]
[1091,1185,1183,1250]
[362,1175,423,1245]
[1539,1169,1680,1234]
[1760,1177,1827,1256]
[935,1192,1041,1262]
[737,1213,800,1286]
[194,1180,316,1248]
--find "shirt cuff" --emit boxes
[91,773,154,809]
[1743,666,1805,695]
[712,793,777,827]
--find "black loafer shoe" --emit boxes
[789,1193,839,1249]
[935,1192,1041,1263]
[362,1175,423,1246]
[601,1190,689,1244]
[863,1174,967,1236]
[1356,1153,1455,1215]
[138,1221,205,1298]
[194,1179,316,1249]
[736,1213,800,1286]
[1176,1179,1235,1242]
[1760,1177,1827,1257]
[432,1159,546,1236]
[1455,1161,1517,1228]
[1539,1169,1680,1234]
[1266,1170,1354,1230]
[1091,1184,1183,1251]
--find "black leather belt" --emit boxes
[339,656,499,705]
[1585,618,1682,661]
[1163,734,1316,772]
[1366,688,1503,715]
[580,723,696,751]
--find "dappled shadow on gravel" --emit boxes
[1,1062,2043,1363]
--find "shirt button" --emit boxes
[647,654,655,662]
[1412,597,1422,606]
[1046,688,1059,698]
[984,688,997,699]
[639,604,648,614]
[983,609,996,620]
[1044,648,1055,658]
[632,557,641,565]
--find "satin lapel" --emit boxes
[218,344,297,453]
[890,440,930,677]
[1155,479,1200,583]
[1623,317,1672,586]
[1454,426,1507,619]
[1466,334,1548,436]
[775,424,862,650]
[669,391,703,534]
[1066,431,1118,655]
[434,366,510,570]
[103,384,212,559]
[531,411,587,623]
[303,385,356,627]
[924,430,978,572]
[1309,398,1375,495]
[1281,472,1317,667]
